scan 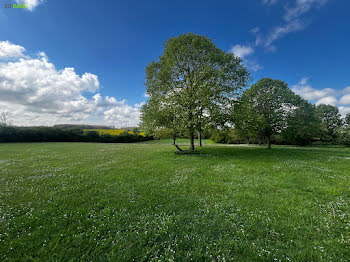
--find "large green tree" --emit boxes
[141,33,250,150]
[315,104,342,142]
[281,98,320,145]
[234,78,299,149]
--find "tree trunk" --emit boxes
[190,130,195,151]
[267,135,271,149]
[198,131,202,147]
[173,136,176,145]
[258,137,262,146]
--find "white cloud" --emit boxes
[315,96,338,106]
[0,41,25,58]
[231,45,254,59]
[292,78,350,117]
[262,0,279,5]
[104,104,140,127]
[134,102,145,108]
[256,0,327,49]
[250,27,260,34]
[338,106,350,117]
[264,19,306,48]
[292,78,335,100]
[230,45,262,72]
[284,0,327,22]
[245,60,263,72]
[0,42,141,126]
[339,94,350,105]
[15,0,45,11]
[234,0,326,68]
[343,86,350,94]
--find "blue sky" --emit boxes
[0,0,350,126]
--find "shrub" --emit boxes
[336,127,350,146]
[210,128,243,144]
[0,126,153,143]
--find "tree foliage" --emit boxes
[315,104,342,141]
[281,98,320,145]
[234,78,299,148]
[0,126,152,143]
[345,113,350,126]
[141,33,250,150]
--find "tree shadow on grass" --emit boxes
[174,144,348,162]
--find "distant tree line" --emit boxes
[0,126,153,143]
[53,124,141,131]
[210,104,350,147]
[146,78,350,148]
[53,124,114,130]
[141,33,350,149]
[232,79,350,147]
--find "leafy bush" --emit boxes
[336,127,350,146]
[210,128,243,144]
[0,126,153,143]
[154,128,176,139]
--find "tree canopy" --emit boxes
[345,113,350,126]
[234,78,301,148]
[281,98,320,145]
[315,104,342,141]
[141,33,250,150]
[139,34,350,149]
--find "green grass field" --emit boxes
[0,142,349,261]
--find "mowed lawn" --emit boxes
[0,142,349,261]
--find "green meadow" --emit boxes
[0,142,349,261]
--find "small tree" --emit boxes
[345,113,350,126]
[0,112,13,127]
[141,33,250,150]
[141,93,184,144]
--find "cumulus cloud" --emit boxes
[292,78,335,100]
[0,41,26,58]
[292,78,350,117]
[231,45,254,59]
[0,42,141,126]
[104,104,140,127]
[230,45,262,72]
[134,102,145,108]
[15,0,45,11]
[315,96,338,106]
[338,106,350,117]
[343,86,350,94]
[339,94,350,105]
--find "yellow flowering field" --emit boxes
[84,129,145,136]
